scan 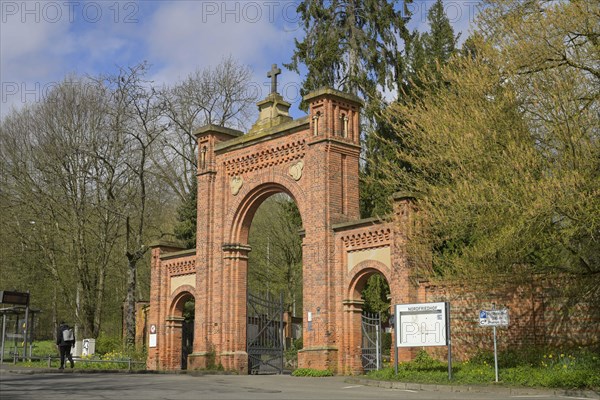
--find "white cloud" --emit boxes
[2,0,479,122]
[142,1,291,85]
[0,0,303,121]
[0,6,74,116]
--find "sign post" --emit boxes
[446,302,452,380]
[479,305,509,382]
[395,302,451,380]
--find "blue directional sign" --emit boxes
[479,309,509,326]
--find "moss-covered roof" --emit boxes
[215,116,309,153]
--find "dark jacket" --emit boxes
[57,324,75,347]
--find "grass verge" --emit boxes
[367,349,599,390]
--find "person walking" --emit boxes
[56,321,75,370]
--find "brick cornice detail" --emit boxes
[341,228,392,250]
[165,258,196,276]
[223,139,306,176]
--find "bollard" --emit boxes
[48,355,52,368]
[128,358,132,371]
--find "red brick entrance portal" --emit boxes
[146,70,600,373]
[147,77,417,373]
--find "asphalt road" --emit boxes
[1,370,596,400]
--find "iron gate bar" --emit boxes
[247,291,284,374]
[361,312,382,372]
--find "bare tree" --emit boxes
[0,77,126,337]
[0,57,256,345]
[104,63,170,347]
[157,57,255,200]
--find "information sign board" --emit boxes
[0,290,29,306]
[479,309,509,327]
[395,302,448,347]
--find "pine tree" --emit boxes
[405,0,459,95]
[423,0,458,70]
[286,1,413,218]
[286,0,410,117]
[173,177,197,249]
[361,0,459,218]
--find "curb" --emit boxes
[0,366,237,376]
[344,377,600,399]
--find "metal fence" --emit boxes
[1,352,146,371]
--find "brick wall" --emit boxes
[419,276,600,361]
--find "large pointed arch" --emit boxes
[226,172,307,245]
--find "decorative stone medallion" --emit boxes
[230,176,243,195]
[288,160,304,181]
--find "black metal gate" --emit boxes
[247,292,284,374]
[181,319,194,370]
[361,312,382,372]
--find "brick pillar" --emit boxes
[342,299,364,375]
[147,246,162,370]
[193,125,244,370]
[165,316,184,370]
[390,193,420,362]
[298,88,363,372]
[219,243,251,373]
[147,242,185,370]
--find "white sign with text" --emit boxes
[395,302,449,347]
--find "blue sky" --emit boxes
[1,0,480,121]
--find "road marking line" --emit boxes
[342,385,363,389]
[560,397,595,400]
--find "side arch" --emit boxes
[166,287,195,370]
[169,286,196,316]
[342,260,391,375]
[347,260,391,301]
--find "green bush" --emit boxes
[409,349,447,371]
[292,368,334,377]
[95,335,123,355]
[366,347,600,390]
[382,332,392,356]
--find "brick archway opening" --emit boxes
[348,262,391,301]
[231,183,304,373]
[168,291,195,370]
[345,263,391,374]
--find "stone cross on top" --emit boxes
[267,64,281,94]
